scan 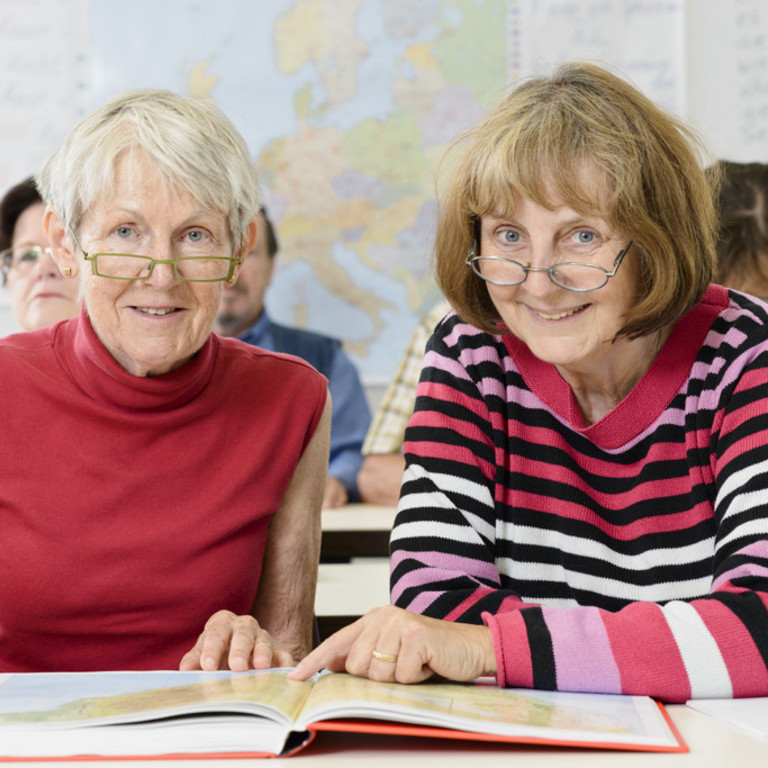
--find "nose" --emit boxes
[519,265,561,298]
[145,259,180,288]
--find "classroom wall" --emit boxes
[1,0,767,383]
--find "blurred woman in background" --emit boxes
[0,177,80,330]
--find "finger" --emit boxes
[249,630,276,670]
[179,644,203,671]
[288,619,364,680]
[356,635,401,683]
[225,616,262,671]
[195,610,238,671]
[272,649,296,669]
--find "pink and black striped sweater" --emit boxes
[391,284,768,702]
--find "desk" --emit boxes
[316,504,396,641]
[315,559,390,639]
[320,503,396,560]
[20,704,768,765]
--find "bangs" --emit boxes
[463,103,620,222]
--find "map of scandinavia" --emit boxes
[103,0,507,379]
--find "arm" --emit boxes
[251,394,332,657]
[357,304,448,505]
[390,327,524,621]
[180,394,332,670]
[325,349,370,505]
[393,317,768,701]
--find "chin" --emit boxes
[526,338,592,367]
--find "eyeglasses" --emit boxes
[466,241,633,293]
[70,229,241,283]
[0,245,53,275]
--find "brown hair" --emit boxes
[0,177,42,284]
[434,62,719,338]
[709,160,768,296]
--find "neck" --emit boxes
[557,328,667,425]
[215,308,264,338]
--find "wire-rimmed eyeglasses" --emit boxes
[466,240,633,293]
[0,245,54,276]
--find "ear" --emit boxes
[227,218,260,285]
[43,207,80,278]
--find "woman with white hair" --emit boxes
[0,89,330,672]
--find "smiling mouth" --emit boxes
[136,307,179,316]
[533,304,588,321]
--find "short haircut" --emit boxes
[36,89,261,255]
[0,177,42,284]
[434,62,719,339]
[709,160,768,289]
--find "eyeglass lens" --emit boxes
[93,254,234,281]
[470,257,609,291]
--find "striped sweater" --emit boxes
[391,284,768,702]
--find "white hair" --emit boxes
[36,89,261,253]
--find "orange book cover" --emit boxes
[0,669,687,759]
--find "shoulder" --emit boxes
[424,310,511,386]
[267,320,342,351]
[215,333,328,386]
[429,309,506,355]
[0,322,61,365]
[706,286,768,352]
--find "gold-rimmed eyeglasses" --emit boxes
[466,241,633,293]
[69,229,241,283]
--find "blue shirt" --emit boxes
[237,310,370,498]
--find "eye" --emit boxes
[18,247,42,263]
[186,229,207,243]
[114,226,134,239]
[500,229,520,243]
[576,230,595,244]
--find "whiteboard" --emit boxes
[507,0,768,163]
[687,0,768,161]
[508,0,686,114]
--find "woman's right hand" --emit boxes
[288,605,497,684]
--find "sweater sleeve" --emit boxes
[390,321,530,619]
[391,316,768,703]
[489,352,768,703]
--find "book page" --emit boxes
[0,669,312,728]
[297,673,680,748]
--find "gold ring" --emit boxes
[371,649,398,663]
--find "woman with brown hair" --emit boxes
[293,63,768,704]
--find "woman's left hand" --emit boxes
[288,605,496,684]
[179,610,296,671]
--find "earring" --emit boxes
[62,266,72,277]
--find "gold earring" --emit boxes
[62,266,72,277]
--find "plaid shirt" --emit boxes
[363,300,450,454]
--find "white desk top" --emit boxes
[321,503,396,532]
[315,560,390,618]
[19,704,766,766]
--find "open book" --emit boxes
[0,669,686,759]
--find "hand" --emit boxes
[357,453,405,506]
[179,610,296,672]
[288,605,497,684]
[322,476,349,509]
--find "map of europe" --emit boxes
[89,0,508,379]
